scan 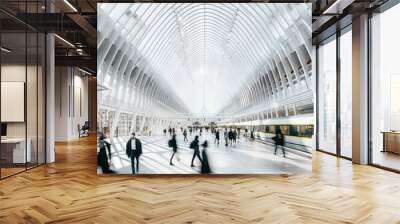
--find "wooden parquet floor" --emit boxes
[1,136,400,224]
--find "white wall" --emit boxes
[55,67,89,141]
[55,66,68,141]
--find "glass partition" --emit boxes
[27,31,38,169]
[0,1,46,179]
[1,31,28,177]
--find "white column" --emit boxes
[110,110,121,139]
[46,33,55,163]
[129,114,136,134]
[140,116,146,134]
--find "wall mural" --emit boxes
[97,3,313,175]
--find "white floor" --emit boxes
[372,150,400,171]
[105,131,311,175]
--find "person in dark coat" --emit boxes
[224,129,229,147]
[126,132,143,174]
[273,127,285,158]
[250,130,255,140]
[163,129,167,136]
[214,129,220,146]
[98,133,112,160]
[98,134,114,174]
[169,134,179,166]
[228,129,234,146]
[200,140,211,174]
[190,135,203,167]
[183,129,188,142]
[233,129,237,144]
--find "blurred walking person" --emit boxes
[98,134,114,174]
[224,129,229,147]
[189,136,203,167]
[201,140,211,174]
[228,129,234,146]
[273,127,285,158]
[250,130,255,140]
[214,129,220,146]
[183,129,188,142]
[168,134,179,166]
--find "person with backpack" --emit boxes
[168,134,179,166]
[126,132,143,174]
[190,135,202,167]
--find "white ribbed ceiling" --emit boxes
[97,3,311,116]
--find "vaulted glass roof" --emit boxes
[97,3,312,117]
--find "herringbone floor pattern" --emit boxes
[1,136,400,224]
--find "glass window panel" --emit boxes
[318,36,337,154]
[340,29,352,158]
[371,4,400,171]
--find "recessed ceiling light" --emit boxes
[54,34,75,48]
[78,67,93,76]
[322,0,353,15]
[1,47,11,53]
[63,0,78,12]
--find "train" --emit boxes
[218,114,314,153]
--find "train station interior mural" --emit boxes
[97,3,313,175]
